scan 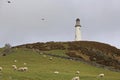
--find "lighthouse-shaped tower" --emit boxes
[75,18,81,41]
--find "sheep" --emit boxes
[17,67,24,72]
[98,73,104,77]
[23,63,27,65]
[12,65,17,68]
[49,57,53,60]
[14,60,17,62]
[72,76,80,80]
[12,65,17,70]
[54,71,59,74]
[23,67,28,71]
[0,67,3,71]
[75,71,80,74]
[17,67,28,72]
[13,67,17,70]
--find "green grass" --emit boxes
[0,48,120,80]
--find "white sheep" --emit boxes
[49,57,53,60]
[17,67,28,72]
[14,60,17,62]
[0,67,3,71]
[72,76,80,80]
[23,63,27,65]
[54,71,59,74]
[12,65,17,68]
[23,67,28,71]
[98,73,104,77]
[17,67,24,72]
[12,65,17,70]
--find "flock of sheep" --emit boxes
[46,55,104,80]
[0,60,28,72]
[12,60,28,72]
[53,70,104,80]
[41,54,105,80]
[0,55,105,80]
[12,64,28,72]
[48,54,104,80]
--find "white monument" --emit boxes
[75,18,81,41]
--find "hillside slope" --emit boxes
[13,41,120,71]
[0,48,120,80]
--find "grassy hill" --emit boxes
[13,41,120,70]
[0,48,120,80]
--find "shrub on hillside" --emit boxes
[2,43,12,56]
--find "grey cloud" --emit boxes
[0,0,120,48]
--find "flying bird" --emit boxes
[7,1,11,3]
[41,18,45,21]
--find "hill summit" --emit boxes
[14,41,120,71]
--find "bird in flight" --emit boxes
[41,18,45,21]
[7,0,11,3]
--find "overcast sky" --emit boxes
[0,0,120,48]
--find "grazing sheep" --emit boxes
[12,65,17,70]
[72,76,80,80]
[98,73,104,77]
[23,63,27,65]
[13,67,17,70]
[17,67,24,72]
[54,71,59,74]
[76,71,80,74]
[12,65,17,68]
[23,67,28,71]
[49,57,53,60]
[14,60,17,62]
[17,67,28,72]
[0,67,3,71]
